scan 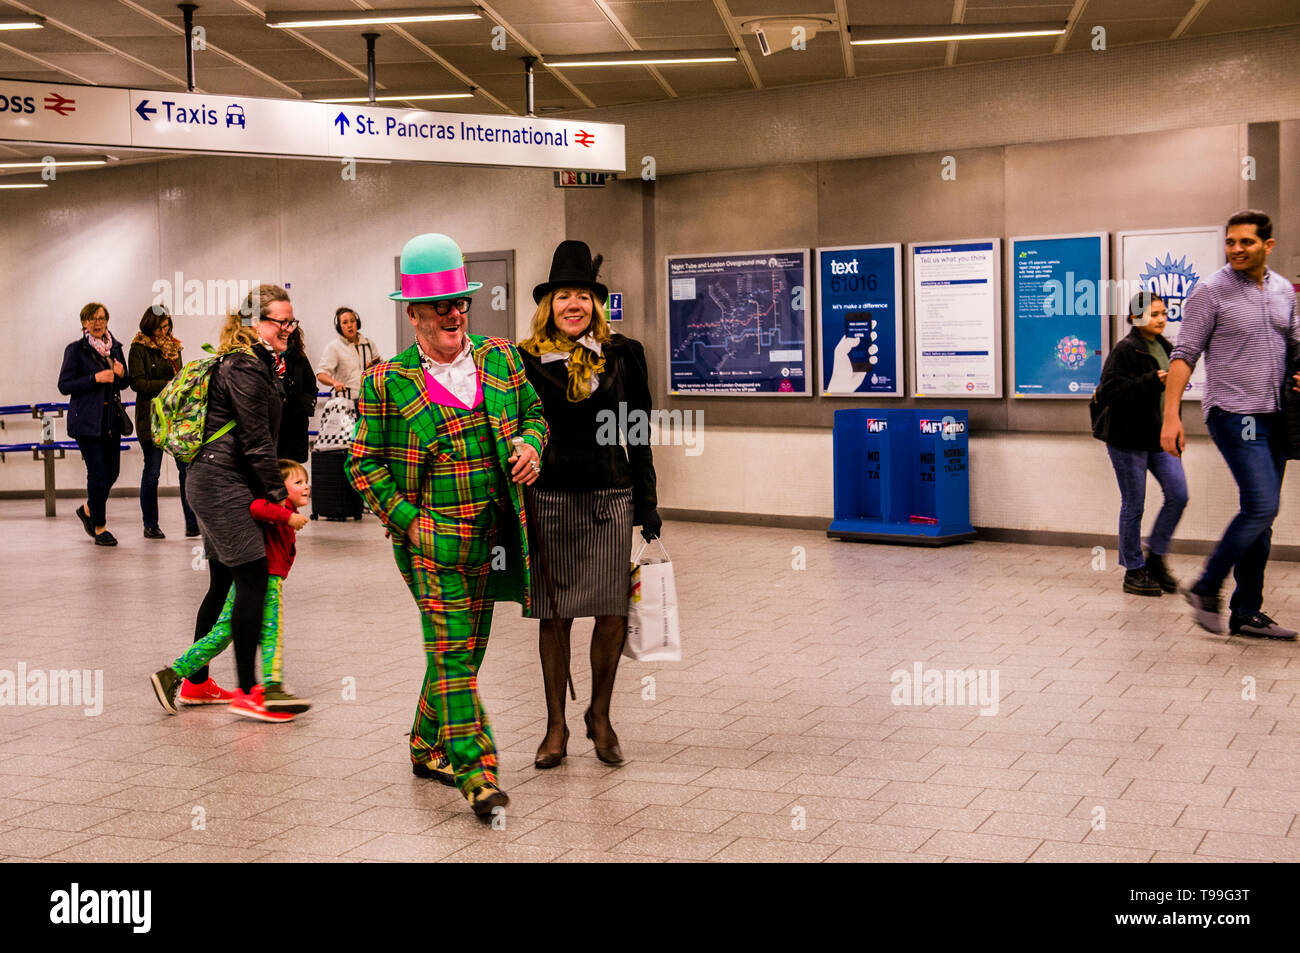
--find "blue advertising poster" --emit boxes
[1010,233,1108,397]
[817,244,903,396]
[666,250,810,395]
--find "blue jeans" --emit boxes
[1106,445,1189,569]
[140,441,198,531]
[1198,410,1286,615]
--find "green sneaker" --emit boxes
[150,667,181,715]
[262,682,312,714]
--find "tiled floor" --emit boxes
[3,497,1300,862]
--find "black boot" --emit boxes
[1123,567,1162,597]
[1143,550,1178,593]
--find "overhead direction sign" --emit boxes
[0,78,625,173]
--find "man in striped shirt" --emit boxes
[1161,210,1300,639]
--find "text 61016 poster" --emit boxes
[817,244,904,397]
[666,250,810,395]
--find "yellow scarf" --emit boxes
[521,335,605,403]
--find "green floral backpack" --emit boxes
[151,345,236,462]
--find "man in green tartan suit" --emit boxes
[348,233,547,818]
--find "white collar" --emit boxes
[418,336,472,368]
[540,334,602,364]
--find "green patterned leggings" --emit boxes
[172,576,285,684]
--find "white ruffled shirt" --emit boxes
[418,337,477,407]
[540,333,602,389]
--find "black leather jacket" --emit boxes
[521,334,658,524]
[193,347,287,501]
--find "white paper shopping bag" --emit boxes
[625,538,681,662]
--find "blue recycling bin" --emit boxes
[828,408,974,545]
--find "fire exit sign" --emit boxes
[554,170,608,187]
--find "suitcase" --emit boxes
[310,448,364,521]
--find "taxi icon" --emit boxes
[225,104,245,128]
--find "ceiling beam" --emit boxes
[944,0,965,67]
[712,0,761,89]
[1053,0,1089,53]
[474,0,595,111]
[834,0,854,77]
[0,38,98,84]
[2,0,186,87]
[592,0,677,99]
[117,0,301,96]
[1172,0,1212,38]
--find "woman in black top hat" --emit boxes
[519,240,660,769]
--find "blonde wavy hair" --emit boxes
[218,284,290,354]
[520,288,612,351]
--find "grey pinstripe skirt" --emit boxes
[524,486,633,619]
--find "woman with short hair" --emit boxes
[58,302,128,547]
[129,305,200,539]
[519,241,660,769]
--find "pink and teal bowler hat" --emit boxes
[389,233,483,302]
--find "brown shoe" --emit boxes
[534,724,569,769]
[468,783,509,818]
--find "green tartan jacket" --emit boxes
[346,335,549,605]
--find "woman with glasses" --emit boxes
[176,285,297,720]
[58,302,128,547]
[129,305,200,539]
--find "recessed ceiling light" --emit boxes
[266,7,480,29]
[545,50,738,67]
[849,22,1067,45]
[0,182,49,189]
[0,157,109,169]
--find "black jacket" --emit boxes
[1286,355,1300,460]
[1091,327,1179,451]
[193,347,287,501]
[57,335,127,439]
[128,340,180,441]
[277,348,316,463]
[521,334,658,524]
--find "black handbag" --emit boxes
[114,391,134,437]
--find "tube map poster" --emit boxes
[666,250,810,395]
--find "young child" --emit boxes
[151,459,313,722]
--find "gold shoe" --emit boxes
[468,783,509,818]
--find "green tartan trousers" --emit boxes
[395,503,502,795]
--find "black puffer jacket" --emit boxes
[193,347,287,501]
[1091,327,1179,452]
[521,334,658,525]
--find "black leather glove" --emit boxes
[640,511,662,542]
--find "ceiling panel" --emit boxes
[847,0,966,25]
[608,0,730,37]
[1182,0,1300,36]
[0,0,1291,116]
[954,35,1062,62]
[1081,0,1195,18]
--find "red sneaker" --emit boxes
[179,677,237,705]
[229,688,295,723]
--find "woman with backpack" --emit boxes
[58,302,128,547]
[175,285,295,718]
[129,305,200,539]
[1092,290,1188,597]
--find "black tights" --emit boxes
[189,555,268,692]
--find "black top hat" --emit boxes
[533,240,608,305]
